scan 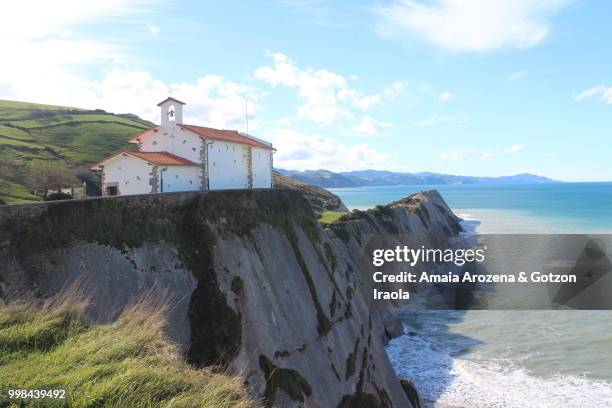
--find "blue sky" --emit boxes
[1,0,611,181]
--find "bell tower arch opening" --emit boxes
[158,97,185,127]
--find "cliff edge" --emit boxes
[0,189,460,407]
[273,170,349,213]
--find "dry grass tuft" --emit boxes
[0,285,256,407]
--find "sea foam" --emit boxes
[387,326,612,408]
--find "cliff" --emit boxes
[0,189,460,407]
[272,171,348,213]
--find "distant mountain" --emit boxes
[276,169,360,188]
[276,169,559,188]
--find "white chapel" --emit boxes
[93,97,274,196]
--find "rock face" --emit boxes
[0,189,460,407]
[273,171,349,213]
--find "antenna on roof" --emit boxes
[245,97,249,135]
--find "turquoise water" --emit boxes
[329,182,612,233]
[331,183,612,407]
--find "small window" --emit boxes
[136,176,141,180]
[213,162,216,166]
[192,148,196,152]
[234,159,236,164]
[189,180,193,184]
[175,175,179,178]
[183,140,187,144]
[152,141,158,145]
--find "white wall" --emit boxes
[140,125,202,164]
[159,166,200,193]
[208,140,249,190]
[252,147,272,188]
[136,125,273,191]
[103,154,153,195]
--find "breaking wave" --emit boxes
[386,315,612,408]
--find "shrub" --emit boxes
[44,192,73,201]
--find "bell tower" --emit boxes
[157,97,185,127]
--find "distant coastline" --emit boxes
[330,182,612,234]
[277,168,559,188]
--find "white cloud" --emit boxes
[0,0,259,131]
[254,53,351,125]
[439,91,453,102]
[147,23,161,36]
[374,0,573,52]
[254,52,405,125]
[505,144,524,154]
[0,0,168,109]
[0,0,161,39]
[506,71,528,82]
[352,116,393,135]
[574,86,612,104]
[171,75,263,129]
[270,129,391,171]
[0,0,162,67]
[440,148,494,160]
[2,66,262,130]
[383,81,409,98]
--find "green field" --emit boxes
[0,100,152,204]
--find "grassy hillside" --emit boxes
[0,294,255,407]
[0,100,151,204]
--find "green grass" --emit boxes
[0,294,255,408]
[0,100,82,111]
[319,210,348,224]
[0,179,39,203]
[0,124,32,140]
[0,99,153,204]
[13,114,150,130]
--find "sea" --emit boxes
[329,183,612,408]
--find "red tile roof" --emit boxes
[128,151,198,166]
[92,151,198,169]
[180,125,274,150]
[129,125,274,150]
